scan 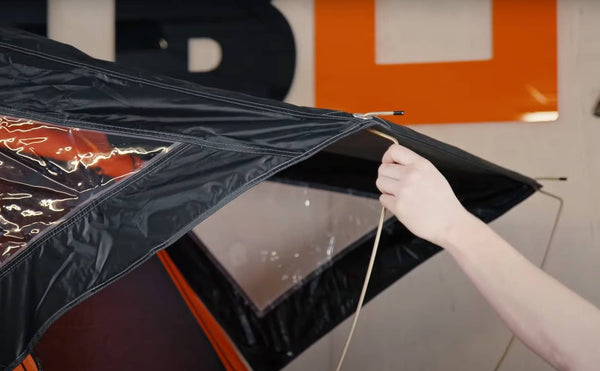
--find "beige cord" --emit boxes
[335,129,398,371]
[366,128,400,145]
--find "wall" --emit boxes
[45,0,599,370]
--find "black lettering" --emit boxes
[116,0,296,100]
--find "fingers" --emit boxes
[378,163,405,180]
[375,176,399,195]
[379,193,395,211]
[382,144,422,165]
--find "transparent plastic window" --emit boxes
[0,116,171,267]
[193,181,384,313]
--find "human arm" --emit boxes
[376,144,600,371]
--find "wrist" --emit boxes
[436,211,487,252]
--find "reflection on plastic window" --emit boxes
[193,181,384,313]
[0,116,171,267]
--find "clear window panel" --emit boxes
[192,181,383,313]
[0,116,171,267]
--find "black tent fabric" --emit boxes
[0,27,539,370]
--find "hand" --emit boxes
[376,144,473,245]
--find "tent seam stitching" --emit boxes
[0,41,350,120]
[0,106,303,157]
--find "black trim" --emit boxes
[31,353,42,371]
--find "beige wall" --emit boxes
[47,0,599,370]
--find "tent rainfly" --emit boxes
[0,27,540,371]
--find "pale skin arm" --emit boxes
[376,144,600,371]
